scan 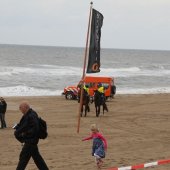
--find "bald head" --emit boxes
[19,101,30,114]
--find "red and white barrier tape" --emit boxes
[107,158,170,170]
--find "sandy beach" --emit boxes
[1,94,170,170]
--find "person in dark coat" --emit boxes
[0,100,3,129]
[0,97,7,128]
[14,101,49,170]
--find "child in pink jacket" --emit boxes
[82,124,107,168]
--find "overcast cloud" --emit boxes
[0,0,170,50]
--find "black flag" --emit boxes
[86,9,103,73]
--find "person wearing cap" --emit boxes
[83,84,89,95]
[77,84,89,102]
[97,83,108,112]
[97,83,105,94]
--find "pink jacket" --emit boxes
[82,132,107,149]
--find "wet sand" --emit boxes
[1,94,170,170]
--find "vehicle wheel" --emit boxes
[65,92,74,100]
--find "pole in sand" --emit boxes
[77,2,93,133]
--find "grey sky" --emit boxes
[0,0,170,50]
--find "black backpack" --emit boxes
[38,117,48,139]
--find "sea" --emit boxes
[0,44,170,96]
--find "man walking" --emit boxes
[14,101,49,170]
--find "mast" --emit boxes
[77,2,93,133]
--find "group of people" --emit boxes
[1,97,107,169]
[78,82,107,102]
[0,97,7,129]
[79,82,108,113]
[77,83,108,168]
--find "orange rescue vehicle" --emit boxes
[62,76,116,100]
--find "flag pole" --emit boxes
[77,2,93,133]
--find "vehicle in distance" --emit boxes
[62,76,116,100]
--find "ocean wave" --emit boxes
[0,65,170,78]
[117,87,170,94]
[87,67,170,78]
[1,45,170,97]
[0,85,170,97]
[0,66,82,77]
[0,85,63,96]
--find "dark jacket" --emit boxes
[0,102,3,113]
[14,109,39,144]
[1,100,7,114]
